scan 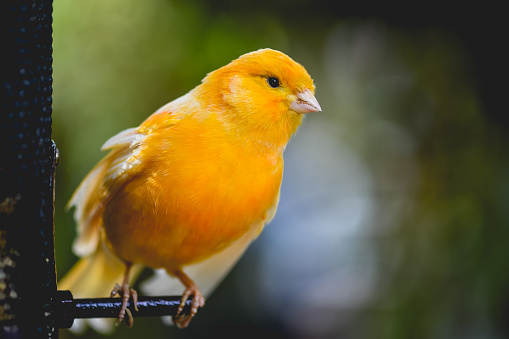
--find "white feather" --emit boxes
[69,127,147,257]
[101,127,140,150]
[68,164,104,257]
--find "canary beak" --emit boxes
[290,89,322,113]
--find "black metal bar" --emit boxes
[55,290,194,329]
[0,0,56,338]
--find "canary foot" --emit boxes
[110,282,139,327]
[173,285,205,328]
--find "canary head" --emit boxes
[202,49,320,139]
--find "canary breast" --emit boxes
[102,112,283,271]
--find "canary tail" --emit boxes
[58,242,142,333]
[59,242,125,297]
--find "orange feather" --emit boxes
[58,48,320,331]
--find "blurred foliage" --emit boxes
[52,1,508,339]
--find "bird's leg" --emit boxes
[172,269,206,328]
[110,263,138,327]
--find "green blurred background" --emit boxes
[52,1,508,338]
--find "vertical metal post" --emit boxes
[0,0,56,338]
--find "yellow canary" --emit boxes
[58,48,320,329]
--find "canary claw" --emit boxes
[173,286,205,328]
[110,283,139,327]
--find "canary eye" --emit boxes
[267,77,280,88]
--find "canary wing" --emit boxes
[68,107,181,257]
